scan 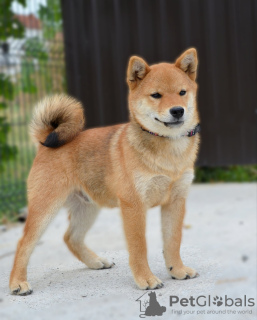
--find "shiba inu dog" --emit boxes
[9,48,200,295]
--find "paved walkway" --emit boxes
[0,183,256,320]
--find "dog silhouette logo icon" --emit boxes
[136,291,166,318]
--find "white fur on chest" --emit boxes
[134,172,172,206]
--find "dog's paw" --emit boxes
[10,281,33,296]
[86,256,115,270]
[169,265,198,280]
[134,274,164,290]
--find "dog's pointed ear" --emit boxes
[175,48,198,81]
[127,56,150,89]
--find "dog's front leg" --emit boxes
[161,169,198,280]
[120,200,163,290]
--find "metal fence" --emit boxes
[62,0,257,166]
[0,0,65,220]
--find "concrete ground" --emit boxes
[0,183,256,320]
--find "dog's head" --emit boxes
[148,291,156,298]
[127,48,199,138]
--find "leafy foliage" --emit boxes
[38,0,62,40]
[23,37,48,60]
[0,74,17,173]
[0,0,25,173]
[195,165,257,182]
[0,74,14,100]
[1,0,66,220]
[21,37,48,94]
[0,0,25,40]
[19,0,64,95]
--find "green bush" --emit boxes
[195,165,257,182]
[0,74,18,174]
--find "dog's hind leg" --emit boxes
[9,174,70,295]
[64,192,114,269]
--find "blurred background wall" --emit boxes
[61,0,257,167]
[0,0,256,221]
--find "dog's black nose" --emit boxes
[170,107,184,119]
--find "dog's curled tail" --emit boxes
[30,94,85,148]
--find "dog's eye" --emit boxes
[151,93,162,99]
[179,90,186,96]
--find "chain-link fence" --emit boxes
[0,0,65,221]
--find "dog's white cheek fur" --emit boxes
[133,94,197,138]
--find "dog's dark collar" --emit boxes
[141,123,201,138]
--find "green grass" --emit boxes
[195,165,257,182]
